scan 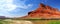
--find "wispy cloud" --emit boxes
[14,0,33,9]
[17,4,33,9]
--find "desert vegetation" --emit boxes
[0,19,60,24]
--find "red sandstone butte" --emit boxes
[21,3,60,19]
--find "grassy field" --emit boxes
[0,19,60,24]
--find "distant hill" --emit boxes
[0,16,6,19]
[18,3,60,19]
[0,16,13,19]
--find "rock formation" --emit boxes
[21,3,60,19]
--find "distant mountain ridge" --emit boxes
[20,3,60,19]
[0,16,6,19]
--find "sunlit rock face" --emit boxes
[21,3,60,19]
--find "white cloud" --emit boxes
[6,4,17,11]
[0,0,33,17]
[0,0,17,11]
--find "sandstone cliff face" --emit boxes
[21,3,60,19]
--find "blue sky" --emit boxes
[0,0,60,17]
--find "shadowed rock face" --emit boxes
[21,3,60,19]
